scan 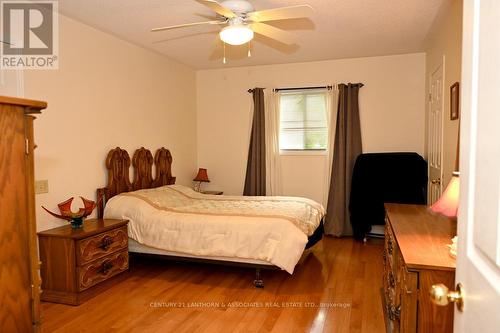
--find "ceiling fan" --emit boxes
[151,0,313,60]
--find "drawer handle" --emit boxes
[99,236,113,251]
[98,260,114,275]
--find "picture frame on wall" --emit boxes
[450,82,460,120]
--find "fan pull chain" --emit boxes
[247,41,252,58]
[223,42,227,64]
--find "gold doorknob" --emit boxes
[429,283,464,312]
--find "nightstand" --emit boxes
[38,219,129,305]
[201,190,223,195]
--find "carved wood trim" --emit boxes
[76,226,128,265]
[98,147,176,216]
[78,250,128,291]
[132,147,154,191]
[154,147,176,187]
[105,148,132,200]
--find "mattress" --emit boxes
[104,185,325,273]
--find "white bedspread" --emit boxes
[104,185,325,273]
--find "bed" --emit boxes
[97,147,325,287]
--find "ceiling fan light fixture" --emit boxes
[219,24,254,45]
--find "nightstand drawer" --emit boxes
[78,250,129,291]
[77,226,128,265]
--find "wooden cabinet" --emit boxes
[38,219,129,305]
[382,204,456,333]
[0,96,46,332]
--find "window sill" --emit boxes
[279,149,327,156]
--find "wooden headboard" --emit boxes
[97,147,176,218]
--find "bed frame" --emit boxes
[96,147,279,288]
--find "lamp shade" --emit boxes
[193,168,210,182]
[430,172,460,218]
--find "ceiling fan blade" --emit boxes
[251,22,296,45]
[247,5,313,22]
[195,0,237,18]
[151,20,225,32]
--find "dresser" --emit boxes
[0,96,46,332]
[382,204,456,333]
[38,219,129,305]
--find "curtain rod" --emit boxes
[247,88,266,93]
[274,83,364,92]
[273,86,333,92]
[249,84,364,93]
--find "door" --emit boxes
[428,60,445,204]
[454,0,500,331]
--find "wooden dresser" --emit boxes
[382,204,456,333]
[38,219,129,305]
[0,96,46,332]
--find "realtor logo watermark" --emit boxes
[1,0,59,69]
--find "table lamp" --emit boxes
[193,168,210,192]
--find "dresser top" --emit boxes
[0,95,47,112]
[385,204,456,271]
[38,219,128,240]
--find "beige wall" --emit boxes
[25,15,197,231]
[424,0,463,187]
[22,13,438,230]
[196,53,426,205]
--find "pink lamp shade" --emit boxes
[430,172,460,218]
[193,168,210,182]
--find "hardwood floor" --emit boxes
[40,237,385,333]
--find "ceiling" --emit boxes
[59,0,447,70]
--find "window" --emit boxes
[279,89,328,151]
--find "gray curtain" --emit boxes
[325,83,363,236]
[244,88,266,196]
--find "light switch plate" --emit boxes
[35,180,49,194]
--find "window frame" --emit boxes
[278,88,330,155]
